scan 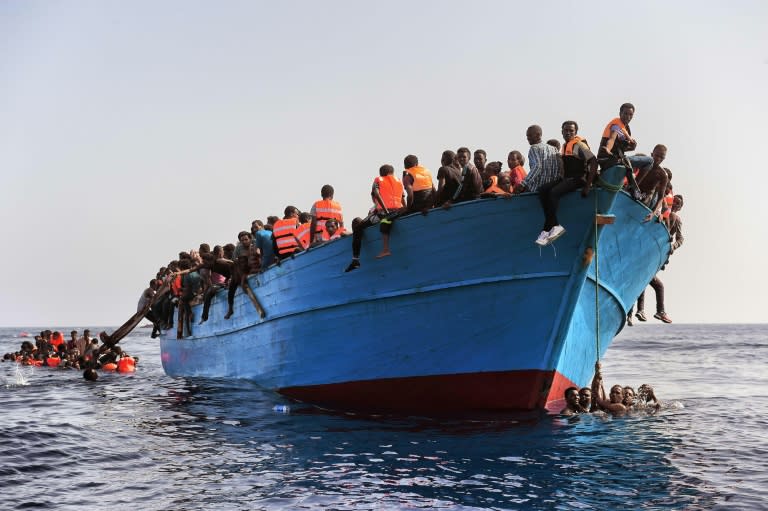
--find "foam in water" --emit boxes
[14,365,30,386]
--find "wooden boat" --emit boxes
[158,166,670,413]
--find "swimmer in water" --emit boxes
[590,361,629,415]
[637,383,660,410]
[83,368,98,381]
[559,387,582,416]
[579,387,594,412]
[623,386,636,408]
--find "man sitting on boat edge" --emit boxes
[534,120,598,247]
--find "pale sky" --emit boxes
[1,1,766,327]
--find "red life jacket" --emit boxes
[117,356,136,373]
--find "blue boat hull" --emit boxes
[160,167,670,412]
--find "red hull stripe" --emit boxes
[280,370,578,413]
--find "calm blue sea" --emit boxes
[1,324,766,510]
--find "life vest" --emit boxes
[562,137,591,179]
[49,332,65,348]
[46,357,61,368]
[273,218,300,256]
[171,275,182,296]
[601,118,630,140]
[601,118,632,156]
[32,359,43,367]
[662,193,674,221]
[312,199,343,240]
[313,199,343,223]
[373,175,405,211]
[296,222,311,249]
[508,166,527,188]
[405,165,433,192]
[484,176,510,195]
[563,136,589,156]
[117,356,136,373]
[320,230,342,241]
[102,362,117,371]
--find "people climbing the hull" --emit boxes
[627,190,684,326]
[133,100,684,334]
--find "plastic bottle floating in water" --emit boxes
[272,404,290,414]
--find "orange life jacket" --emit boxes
[563,136,589,156]
[662,193,674,220]
[405,165,433,192]
[313,199,343,222]
[312,199,343,240]
[117,356,136,373]
[49,332,65,347]
[602,118,630,140]
[296,222,311,249]
[508,166,527,188]
[46,357,61,368]
[102,362,117,371]
[373,175,405,211]
[273,218,300,255]
[484,176,510,195]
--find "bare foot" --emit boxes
[376,251,391,259]
[224,310,233,319]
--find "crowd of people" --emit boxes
[560,362,660,416]
[139,102,685,335]
[2,329,136,378]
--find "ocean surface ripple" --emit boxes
[1,324,766,510]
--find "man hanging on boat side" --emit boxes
[637,144,670,222]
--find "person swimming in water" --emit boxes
[590,362,629,415]
[559,387,582,416]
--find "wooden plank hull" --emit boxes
[160,167,670,412]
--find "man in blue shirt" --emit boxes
[251,219,276,268]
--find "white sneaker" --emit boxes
[547,225,566,243]
[535,230,550,246]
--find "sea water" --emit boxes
[1,324,766,510]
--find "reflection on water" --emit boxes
[1,325,766,510]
